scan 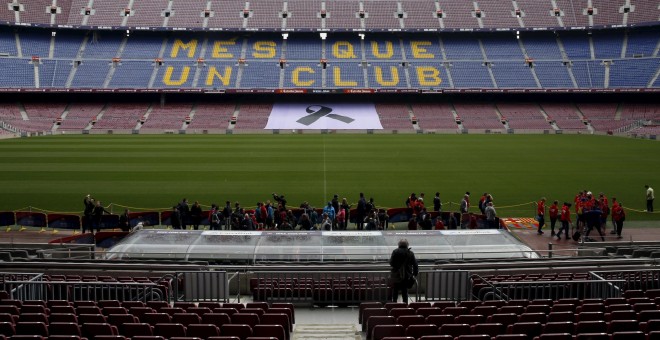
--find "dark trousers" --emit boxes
[550,217,557,233]
[391,281,409,302]
[537,215,545,232]
[585,222,605,240]
[557,220,569,237]
[615,220,624,236]
[356,214,364,230]
[648,199,654,212]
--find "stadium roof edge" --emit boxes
[1,20,658,34]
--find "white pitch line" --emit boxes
[323,136,327,203]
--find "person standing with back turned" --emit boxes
[389,239,419,302]
[646,185,655,212]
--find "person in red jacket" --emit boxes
[549,200,559,236]
[557,202,572,240]
[536,197,546,235]
[611,197,625,239]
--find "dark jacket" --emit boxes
[171,210,182,229]
[389,246,419,283]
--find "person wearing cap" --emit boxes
[536,197,546,235]
[646,185,655,212]
[557,202,572,240]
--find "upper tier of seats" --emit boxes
[0,0,659,31]
[0,28,659,90]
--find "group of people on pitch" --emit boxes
[536,190,627,242]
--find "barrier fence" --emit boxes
[4,280,166,302]
[1,268,656,304]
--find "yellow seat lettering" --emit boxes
[416,66,441,86]
[374,66,399,86]
[411,41,435,59]
[332,41,357,59]
[170,39,198,58]
[333,67,357,87]
[211,39,237,58]
[163,66,190,86]
[252,41,277,58]
[205,66,233,86]
[371,41,394,59]
[292,66,315,86]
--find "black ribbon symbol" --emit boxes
[296,105,355,126]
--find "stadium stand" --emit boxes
[453,103,505,131]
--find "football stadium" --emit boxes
[1,1,660,340]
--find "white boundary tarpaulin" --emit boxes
[264,103,384,130]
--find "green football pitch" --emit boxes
[0,134,658,220]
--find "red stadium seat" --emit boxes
[611,331,645,340]
[575,320,607,333]
[98,301,122,308]
[438,323,471,337]
[172,313,202,327]
[16,321,49,336]
[414,308,442,318]
[487,314,518,327]
[231,314,260,328]
[471,323,505,337]
[506,322,542,338]
[518,313,546,324]
[49,313,78,324]
[48,322,82,336]
[143,313,172,326]
[154,323,187,338]
[252,324,286,340]
[396,315,426,329]
[213,308,239,317]
[82,323,119,339]
[121,323,154,337]
[78,314,107,324]
[454,314,485,325]
[186,307,212,317]
[373,325,405,340]
[425,314,454,327]
[366,316,395,340]
[220,324,253,340]
[406,324,439,339]
[547,312,574,323]
[18,313,49,324]
[0,322,16,336]
[186,324,221,339]
[542,322,575,335]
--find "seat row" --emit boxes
[364,331,659,340]
[368,317,660,339]
[362,311,660,331]
[0,301,293,322]
[359,300,660,323]
[366,320,660,340]
[0,321,286,340]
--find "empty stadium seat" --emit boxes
[154,323,187,338]
[186,324,221,339]
[220,324,253,340]
[48,322,82,336]
[471,323,505,337]
[121,323,154,337]
[82,323,119,339]
[373,325,405,340]
[439,323,472,337]
[406,324,440,339]
[15,322,48,336]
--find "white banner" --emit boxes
[264,103,383,130]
